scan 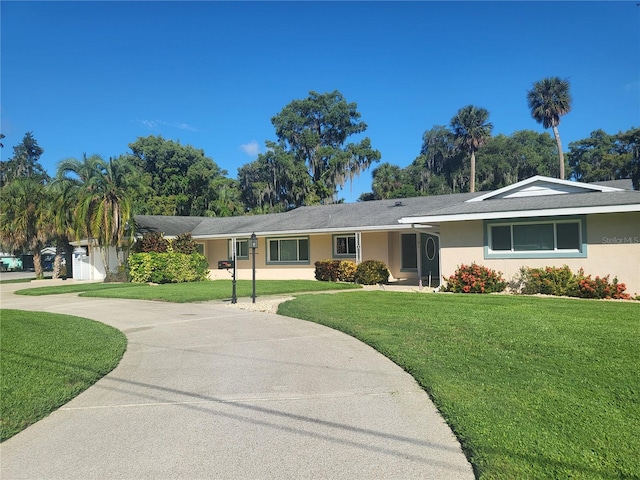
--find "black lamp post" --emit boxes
[250,232,258,303]
[231,247,237,304]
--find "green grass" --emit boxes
[0,309,127,442]
[15,279,360,302]
[0,276,53,284]
[278,292,640,480]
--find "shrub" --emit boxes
[338,260,357,282]
[315,260,340,282]
[521,265,579,296]
[315,260,358,283]
[355,260,390,285]
[133,232,168,253]
[519,265,631,300]
[128,252,208,283]
[575,268,630,300]
[170,233,198,254]
[444,263,507,293]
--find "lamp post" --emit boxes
[231,242,237,304]
[250,232,258,303]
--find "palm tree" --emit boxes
[49,179,79,279]
[450,105,493,193]
[0,178,51,279]
[372,162,403,199]
[527,77,572,180]
[56,154,140,276]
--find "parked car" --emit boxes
[0,256,23,272]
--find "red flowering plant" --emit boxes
[443,263,507,293]
[520,265,631,300]
[575,268,631,300]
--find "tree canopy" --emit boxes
[568,128,639,186]
[126,135,230,216]
[0,132,48,187]
[241,90,381,210]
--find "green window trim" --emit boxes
[333,234,357,258]
[266,237,310,264]
[484,216,587,259]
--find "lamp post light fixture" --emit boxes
[250,232,258,303]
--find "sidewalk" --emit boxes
[0,282,473,479]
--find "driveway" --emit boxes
[0,282,474,479]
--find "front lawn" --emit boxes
[14,279,360,302]
[278,292,640,479]
[0,309,127,442]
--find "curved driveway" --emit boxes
[0,282,473,479]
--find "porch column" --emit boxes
[355,231,362,264]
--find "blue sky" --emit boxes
[2,1,639,202]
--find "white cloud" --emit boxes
[138,119,198,131]
[140,119,159,129]
[240,140,260,157]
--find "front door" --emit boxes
[421,234,440,287]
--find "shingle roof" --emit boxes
[195,192,482,235]
[414,190,640,219]
[135,216,205,237]
[134,178,640,238]
[135,193,480,237]
[590,178,635,190]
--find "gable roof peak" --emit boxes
[466,175,622,203]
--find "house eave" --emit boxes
[191,224,415,240]
[398,204,640,225]
[466,175,623,202]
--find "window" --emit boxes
[229,239,248,259]
[401,234,417,269]
[485,218,585,258]
[195,243,205,255]
[334,235,356,257]
[267,237,310,263]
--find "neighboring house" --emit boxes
[133,176,640,296]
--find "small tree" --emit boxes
[170,233,198,254]
[133,232,169,253]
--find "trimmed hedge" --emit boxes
[314,260,357,282]
[354,260,390,285]
[128,252,209,283]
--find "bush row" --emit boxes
[314,259,390,285]
[128,252,209,284]
[443,263,631,300]
[518,265,631,300]
[127,232,207,283]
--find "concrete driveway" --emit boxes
[0,282,474,479]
